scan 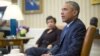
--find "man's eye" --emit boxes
[63,8,68,11]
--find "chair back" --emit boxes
[81,26,96,56]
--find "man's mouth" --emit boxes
[61,16,65,18]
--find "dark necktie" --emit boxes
[59,25,68,45]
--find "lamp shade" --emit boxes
[0,1,11,7]
[2,4,24,20]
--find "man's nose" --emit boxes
[61,11,64,15]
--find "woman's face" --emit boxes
[47,19,56,29]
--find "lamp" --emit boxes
[0,1,11,7]
[2,5,24,20]
[2,4,24,36]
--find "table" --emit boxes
[0,37,33,52]
[95,35,100,39]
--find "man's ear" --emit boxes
[73,10,78,16]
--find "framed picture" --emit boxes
[12,0,17,3]
[22,0,43,14]
[91,0,100,5]
[0,6,7,19]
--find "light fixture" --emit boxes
[0,0,11,7]
[2,4,24,36]
[2,5,24,20]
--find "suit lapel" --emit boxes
[59,19,77,45]
[59,26,69,45]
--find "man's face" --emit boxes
[61,3,76,23]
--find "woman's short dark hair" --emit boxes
[46,16,56,24]
[90,17,98,27]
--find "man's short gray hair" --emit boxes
[66,1,80,16]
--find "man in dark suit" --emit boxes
[26,1,86,56]
[41,1,86,56]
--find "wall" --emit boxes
[19,0,65,28]
[19,0,100,28]
[2,0,100,28]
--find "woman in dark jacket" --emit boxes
[36,16,61,48]
[25,16,62,56]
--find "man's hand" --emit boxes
[41,51,53,56]
[47,44,52,49]
[41,54,52,56]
